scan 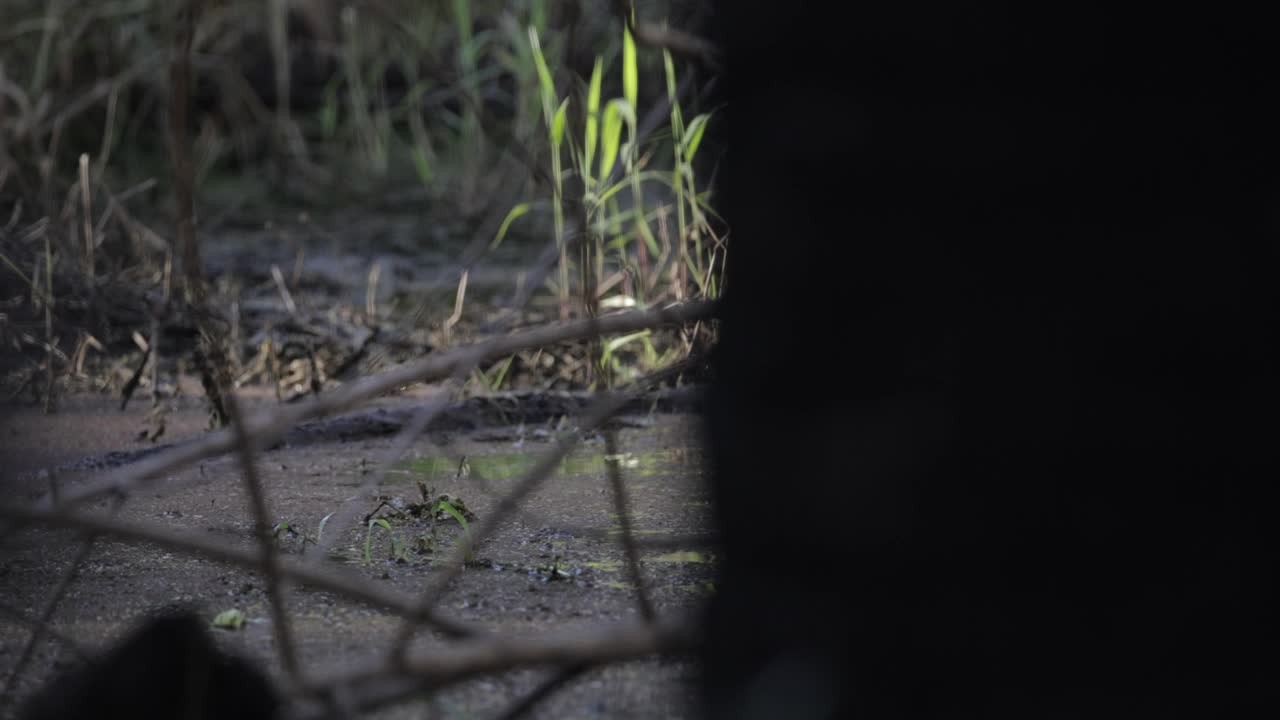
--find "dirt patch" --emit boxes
[0,393,715,719]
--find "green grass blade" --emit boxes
[663,49,683,139]
[551,96,569,147]
[593,167,665,206]
[529,0,546,33]
[603,330,651,362]
[452,0,474,70]
[663,48,677,102]
[436,500,473,560]
[623,25,638,111]
[316,512,334,545]
[491,203,532,250]
[684,112,712,162]
[527,26,556,123]
[599,99,626,182]
[435,501,470,531]
[365,517,392,564]
[489,355,515,390]
[584,56,604,186]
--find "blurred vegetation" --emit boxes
[0,0,724,403]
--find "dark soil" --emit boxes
[0,388,715,719]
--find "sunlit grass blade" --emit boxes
[684,112,712,162]
[584,57,604,187]
[623,25,638,112]
[435,499,474,561]
[489,355,515,390]
[364,517,393,565]
[551,96,569,147]
[528,26,556,123]
[599,99,628,183]
[316,512,334,546]
[593,169,665,206]
[662,50,683,138]
[601,330,651,368]
[491,202,531,250]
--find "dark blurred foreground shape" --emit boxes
[18,610,277,720]
[700,2,1280,718]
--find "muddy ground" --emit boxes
[0,386,716,719]
[0,174,719,718]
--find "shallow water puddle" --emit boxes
[647,551,712,564]
[390,447,693,483]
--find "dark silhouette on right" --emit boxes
[700,4,1279,718]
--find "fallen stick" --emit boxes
[290,615,698,719]
[35,300,717,511]
[0,503,478,639]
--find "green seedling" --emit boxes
[469,354,515,393]
[316,512,334,546]
[600,330,653,373]
[272,520,296,541]
[435,499,474,562]
[389,533,410,563]
[273,511,336,554]
[364,517,394,566]
[490,203,532,251]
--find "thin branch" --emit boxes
[0,602,91,662]
[27,57,161,143]
[386,357,712,661]
[633,23,721,71]
[440,357,713,546]
[0,504,479,639]
[389,388,635,661]
[293,616,697,720]
[37,301,716,512]
[609,1,720,71]
[453,460,717,547]
[604,427,654,622]
[439,447,717,551]
[310,375,465,561]
[169,0,200,297]
[0,496,121,704]
[491,664,590,720]
[224,392,301,684]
